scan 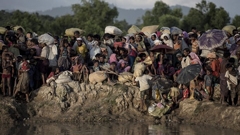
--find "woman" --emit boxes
[14,56,30,103]
[161,33,173,48]
[149,33,159,47]
[122,36,130,50]
[189,52,202,65]
[109,53,118,64]
[135,35,147,54]
[58,40,71,71]
[128,37,138,68]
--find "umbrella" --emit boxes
[198,29,228,50]
[170,27,182,35]
[150,45,173,52]
[222,25,236,35]
[160,27,170,34]
[176,64,202,84]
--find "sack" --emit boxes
[105,26,123,36]
[0,27,6,34]
[55,71,73,84]
[89,71,107,84]
[13,26,25,33]
[65,28,85,36]
[141,25,159,34]
[118,72,133,83]
[38,33,54,46]
[143,56,152,65]
[90,46,101,60]
[133,62,146,77]
[128,25,141,34]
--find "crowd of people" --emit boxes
[0,25,239,112]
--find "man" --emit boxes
[220,51,231,105]
[229,38,240,56]
[72,31,81,52]
[182,48,191,68]
[75,38,87,59]
[82,34,95,50]
[190,33,199,54]
[191,27,197,33]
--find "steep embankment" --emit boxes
[0,81,154,124]
[0,81,240,131]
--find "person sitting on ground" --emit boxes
[117,55,130,73]
[108,62,118,82]
[90,60,100,73]
[225,64,238,106]
[169,82,180,103]
[46,67,61,97]
[135,70,153,112]
[178,84,189,103]
[2,54,14,96]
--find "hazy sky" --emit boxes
[0,0,239,17]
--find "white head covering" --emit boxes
[154,40,162,45]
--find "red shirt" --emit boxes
[47,72,54,79]
[182,89,189,100]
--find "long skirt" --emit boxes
[58,57,70,71]
[220,73,229,97]
[16,72,30,94]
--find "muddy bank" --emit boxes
[0,81,154,124]
[168,99,240,130]
[0,81,240,131]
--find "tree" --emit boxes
[142,1,182,27]
[180,0,230,31]
[159,15,180,28]
[232,15,240,27]
[210,7,230,29]
[180,8,205,31]
[170,8,183,18]
[72,0,118,35]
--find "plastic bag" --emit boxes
[0,27,6,34]
[105,26,123,36]
[133,62,146,77]
[141,25,159,34]
[128,25,141,34]
[38,33,54,46]
[90,46,101,60]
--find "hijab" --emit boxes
[189,52,202,65]
[109,53,118,64]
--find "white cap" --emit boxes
[77,38,82,41]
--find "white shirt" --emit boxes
[181,56,191,69]
[135,75,153,91]
[225,70,238,90]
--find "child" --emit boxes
[2,54,14,96]
[169,82,180,103]
[108,62,118,82]
[46,67,60,97]
[204,67,214,100]
[14,56,30,102]
[58,40,71,71]
[225,64,238,106]
[135,70,153,112]
[71,57,83,81]
[178,84,189,103]
[90,60,100,73]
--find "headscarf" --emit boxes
[189,52,202,65]
[109,53,118,64]
[183,31,189,39]
[124,36,130,50]
[150,33,159,47]
[161,33,173,48]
